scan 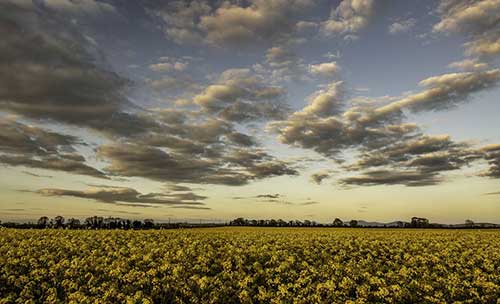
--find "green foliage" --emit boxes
[1,228,499,303]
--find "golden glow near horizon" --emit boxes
[1,0,500,224]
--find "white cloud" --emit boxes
[149,62,188,73]
[433,0,500,34]
[388,18,416,35]
[448,59,488,71]
[309,62,340,77]
[322,0,374,36]
[433,0,500,57]
[152,0,316,47]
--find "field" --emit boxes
[1,228,500,303]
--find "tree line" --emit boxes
[228,217,497,228]
[0,216,223,230]
[0,216,497,229]
[228,217,409,228]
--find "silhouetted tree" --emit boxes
[465,219,474,227]
[350,220,358,227]
[54,216,65,228]
[37,216,49,228]
[144,219,155,229]
[333,218,344,227]
[85,216,104,229]
[411,217,429,228]
[132,220,142,229]
[67,218,80,229]
[230,217,246,226]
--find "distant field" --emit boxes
[1,228,499,303]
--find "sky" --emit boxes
[1,0,500,224]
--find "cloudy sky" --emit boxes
[1,0,499,224]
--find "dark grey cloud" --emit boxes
[1,2,301,190]
[256,194,281,199]
[36,186,206,207]
[0,3,124,125]
[226,132,257,147]
[299,200,320,206]
[0,154,106,179]
[370,69,500,119]
[97,143,226,183]
[0,2,160,138]
[169,206,211,210]
[341,134,487,187]
[271,115,418,158]
[269,82,423,158]
[270,65,500,188]
[310,171,331,184]
[246,160,298,179]
[480,144,500,178]
[0,119,106,178]
[259,199,293,205]
[96,143,297,186]
[231,193,300,205]
[340,169,442,187]
[231,193,282,200]
[273,66,500,161]
[22,171,53,178]
[483,191,500,195]
[0,119,80,156]
[193,68,288,122]
[348,135,477,171]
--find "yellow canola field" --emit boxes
[1,228,499,303]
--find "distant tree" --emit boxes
[349,220,358,227]
[37,216,49,228]
[54,216,65,228]
[67,218,80,229]
[465,219,474,227]
[231,217,246,226]
[411,217,429,228]
[144,219,155,229]
[85,216,104,229]
[132,220,142,229]
[303,220,312,227]
[333,218,344,227]
[104,217,124,229]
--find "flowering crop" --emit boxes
[1,228,499,303]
